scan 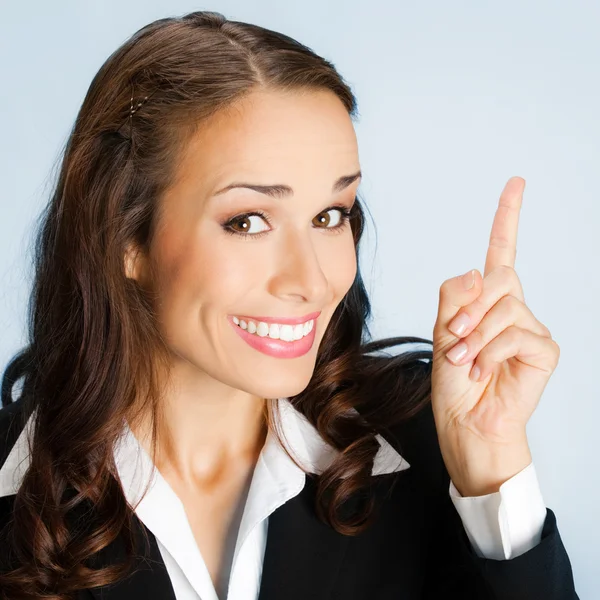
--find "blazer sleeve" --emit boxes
[421,448,580,599]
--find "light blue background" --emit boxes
[1,1,598,596]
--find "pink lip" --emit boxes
[228,316,317,358]
[230,311,321,325]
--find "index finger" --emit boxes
[484,176,525,278]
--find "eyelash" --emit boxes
[221,204,355,240]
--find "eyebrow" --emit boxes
[211,170,362,199]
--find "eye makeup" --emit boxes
[220,204,355,239]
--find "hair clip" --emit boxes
[117,83,156,141]
[130,94,149,117]
[128,83,149,139]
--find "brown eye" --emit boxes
[225,213,270,236]
[313,213,329,227]
[313,208,344,228]
[229,216,251,233]
[222,206,352,240]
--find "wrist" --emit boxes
[440,432,532,497]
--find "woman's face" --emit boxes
[128,88,361,400]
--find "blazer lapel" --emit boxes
[258,476,352,600]
[86,512,176,600]
[86,477,352,600]
[87,478,353,600]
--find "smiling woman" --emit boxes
[0,9,577,600]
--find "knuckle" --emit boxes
[440,276,456,293]
[439,279,450,296]
[497,264,519,286]
[508,325,523,343]
[494,295,524,326]
[503,294,522,315]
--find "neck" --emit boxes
[127,366,269,486]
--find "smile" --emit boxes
[228,312,320,359]
[232,316,314,341]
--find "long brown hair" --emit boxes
[0,10,433,598]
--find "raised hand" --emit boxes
[430,177,560,497]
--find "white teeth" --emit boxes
[293,324,303,341]
[280,324,295,342]
[233,317,315,342]
[256,322,269,337]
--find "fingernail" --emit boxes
[448,313,471,336]
[446,341,468,364]
[462,269,475,290]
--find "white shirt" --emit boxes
[0,397,547,600]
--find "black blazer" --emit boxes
[0,397,579,600]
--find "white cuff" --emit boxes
[449,462,548,560]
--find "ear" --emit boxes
[124,242,148,284]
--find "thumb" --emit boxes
[434,268,482,341]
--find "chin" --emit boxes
[243,372,314,400]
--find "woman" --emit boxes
[0,10,578,600]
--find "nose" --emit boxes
[267,228,329,304]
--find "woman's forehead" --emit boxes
[176,89,360,189]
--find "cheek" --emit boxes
[155,235,263,313]
[200,241,266,301]
[321,235,357,297]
